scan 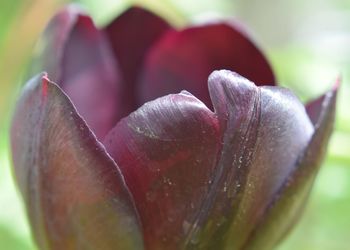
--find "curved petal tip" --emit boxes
[11,73,143,250]
[306,76,340,126]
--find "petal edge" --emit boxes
[11,74,143,250]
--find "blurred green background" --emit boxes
[0,0,349,249]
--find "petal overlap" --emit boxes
[104,70,315,249]
[187,71,314,249]
[11,5,338,250]
[105,7,172,117]
[11,74,143,250]
[28,5,121,140]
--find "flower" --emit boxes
[11,5,338,250]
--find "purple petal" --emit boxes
[29,5,121,140]
[104,70,312,248]
[138,23,276,108]
[208,71,313,249]
[243,81,339,250]
[105,6,172,117]
[27,5,78,81]
[104,92,220,249]
[11,74,143,250]
[306,77,340,125]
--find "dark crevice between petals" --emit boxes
[11,74,144,250]
[241,82,338,250]
[105,6,172,118]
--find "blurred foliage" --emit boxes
[0,0,67,132]
[0,0,349,250]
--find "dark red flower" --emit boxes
[11,5,338,250]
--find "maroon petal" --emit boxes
[104,91,220,249]
[11,74,143,250]
[306,94,327,125]
[138,23,276,108]
[306,78,340,125]
[27,5,79,81]
[208,71,313,249]
[242,82,338,250]
[104,70,311,249]
[105,6,172,117]
[28,5,121,140]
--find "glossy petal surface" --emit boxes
[104,70,312,249]
[242,83,338,250]
[104,91,220,250]
[29,6,121,140]
[11,74,143,250]
[138,23,275,108]
[105,6,172,117]
[188,71,313,249]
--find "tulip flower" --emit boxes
[11,5,338,250]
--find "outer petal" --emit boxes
[28,5,121,140]
[242,82,338,250]
[104,70,312,249]
[188,71,313,249]
[11,74,143,250]
[305,78,339,126]
[105,6,172,117]
[138,23,276,108]
[104,92,220,250]
[306,77,340,126]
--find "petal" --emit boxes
[28,5,122,140]
[138,23,276,108]
[104,92,220,249]
[209,71,313,249]
[306,78,340,126]
[11,74,143,250]
[27,5,79,80]
[242,82,338,250]
[105,6,172,117]
[306,94,327,126]
[104,70,311,249]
